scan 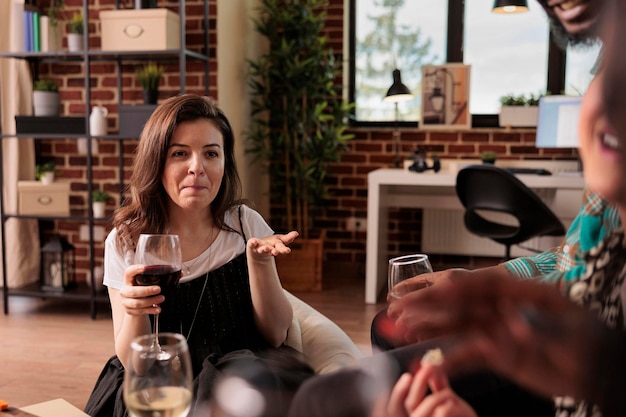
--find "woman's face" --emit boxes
[162,119,225,214]
[579,71,626,206]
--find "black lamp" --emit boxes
[492,0,529,13]
[383,69,414,168]
[383,69,413,104]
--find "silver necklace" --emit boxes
[183,243,211,341]
[183,256,201,276]
[182,229,215,276]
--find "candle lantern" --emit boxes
[41,235,76,291]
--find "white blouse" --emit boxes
[103,205,274,289]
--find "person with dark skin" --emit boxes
[385,1,626,413]
[373,0,617,353]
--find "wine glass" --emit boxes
[124,332,193,417]
[135,234,183,351]
[388,253,433,299]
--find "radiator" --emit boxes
[422,209,562,258]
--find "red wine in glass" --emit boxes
[136,265,182,297]
[135,234,182,355]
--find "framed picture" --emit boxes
[421,64,471,129]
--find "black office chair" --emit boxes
[455,165,565,260]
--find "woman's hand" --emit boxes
[386,365,477,417]
[245,231,298,346]
[247,231,299,261]
[118,264,163,315]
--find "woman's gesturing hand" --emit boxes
[247,231,300,260]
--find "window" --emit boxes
[350,0,597,123]
[353,0,447,122]
[464,0,548,114]
[564,43,602,95]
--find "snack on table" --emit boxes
[421,348,444,366]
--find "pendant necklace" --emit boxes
[183,243,211,341]
[182,228,215,276]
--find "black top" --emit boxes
[158,252,271,375]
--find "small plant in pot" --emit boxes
[67,11,84,52]
[33,79,60,116]
[135,63,164,104]
[498,92,545,128]
[480,151,498,165]
[36,162,56,184]
[92,189,109,218]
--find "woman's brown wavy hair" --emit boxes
[113,94,244,252]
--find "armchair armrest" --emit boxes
[284,290,363,374]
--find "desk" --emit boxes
[365,165,586,304]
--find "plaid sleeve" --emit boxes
[503,187,621,283]
[502,248,559,279]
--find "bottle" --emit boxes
[89,105,108,137]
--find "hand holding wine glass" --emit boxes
[388,253,433,299]
[124,332,193,417]
[135,234,183,351]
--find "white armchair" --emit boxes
[284,290,363,374]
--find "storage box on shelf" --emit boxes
[18,181,70,216]
[100,8,180,51]
[119,105,157,137]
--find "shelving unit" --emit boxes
[0,0,209,319]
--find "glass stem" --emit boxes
[153,313,161,351]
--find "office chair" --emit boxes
[455,165,565,259]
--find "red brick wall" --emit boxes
[38,0,577,282]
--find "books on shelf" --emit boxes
[18,3,61,53]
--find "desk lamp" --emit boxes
[384,69,414,168]
[492,0,529,13]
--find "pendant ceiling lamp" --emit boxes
[492,0,529,13]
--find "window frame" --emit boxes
[347,0,566,127]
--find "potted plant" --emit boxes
[92,189,109,218]
[33,79,60,116]
[247,0,353,291]
[135,63,164,104]
[36,162,56,184]
[499,93,544,128]
[479,151,498,165]
[67,11,84,52]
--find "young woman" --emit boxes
[86,94,312,417]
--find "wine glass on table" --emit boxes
[135,234,183,353]
[124,332,193,417]
[388,253,433,299]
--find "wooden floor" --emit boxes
[0,273,386,411]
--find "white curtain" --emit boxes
[0,0,40,288]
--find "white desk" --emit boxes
[365,165,586,304]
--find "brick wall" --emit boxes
[38,0,577,283]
